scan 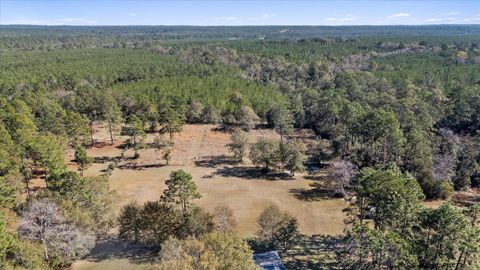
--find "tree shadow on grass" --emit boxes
[117,162,166,170]
[195,155,238,168]
[303,173,331,182]
[87,142,112,149]
[290,182,342,201]
[280,235,343,270]
[93,156,122,164]
[86,236,158,264]
[209,166,294,181]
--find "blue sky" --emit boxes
[1,1,479,26]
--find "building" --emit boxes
[253,251,286,270]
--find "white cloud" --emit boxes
[324,14,362,22]
[424,17,456,23]
[213,13,275,24]
[441,11,461,16]
[248,13,276,21]
[388,12,411,18]
[213,16,243,23]
[225,17,240,21]
[129,12,137,17]
[463,16,480,22]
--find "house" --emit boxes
[253,251,286,270]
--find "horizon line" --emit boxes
[2,23,480,27]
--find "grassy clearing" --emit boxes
[78,124,348,236]
[72,259,150,270]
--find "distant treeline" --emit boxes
[1,25,480,52]
[2,25,480,38]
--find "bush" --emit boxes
[186,101,205,123]
[421,178,454,200]
[256,205,298,250]
[156,232,258,270]
[176,206,214,239]
[235,105,260,131]
[228,129,249,162]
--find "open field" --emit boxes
[70,123,348,270]
[78,124,347,236]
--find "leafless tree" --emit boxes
[159,237,184,261]
[19,200,95,262]
[432,128,461,182]
[213,204,237,232]
[331,159,357,198]
[432,153,456,182]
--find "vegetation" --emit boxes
[1,25,480,269]
[74,144,93,176]
[256,205,299,251]
[161,170,202,217]
[156,232,258,270]
[249,138,281,171]
[228,129,249,162]
[118,170,209,246]
[339,166,480,270]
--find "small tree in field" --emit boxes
[281,140,306,176]
[271,107,294,143]
[124,115,146,158]
[249,137,280,172]
[159,96,186,141]
[103,94,123,145]
[163,148,172,165]
[118,202,142,243]
[161,170,201,217]
[64,111,90,145]
[228,129,249,162]
[257,205,298,250]
[74,144,93,176]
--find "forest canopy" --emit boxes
[0,25,479,269]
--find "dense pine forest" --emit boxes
[1,25,480,269]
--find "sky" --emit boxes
[0,0,479,26]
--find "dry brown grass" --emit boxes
[80,124,347,236]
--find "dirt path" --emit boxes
[169,125,209,166]
[186,125,209,166]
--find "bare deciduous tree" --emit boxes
[331,159,357,197]
[432,153,456,182]
[213,204,237,232]
[19,200,95,263]
[432,128,461,187]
